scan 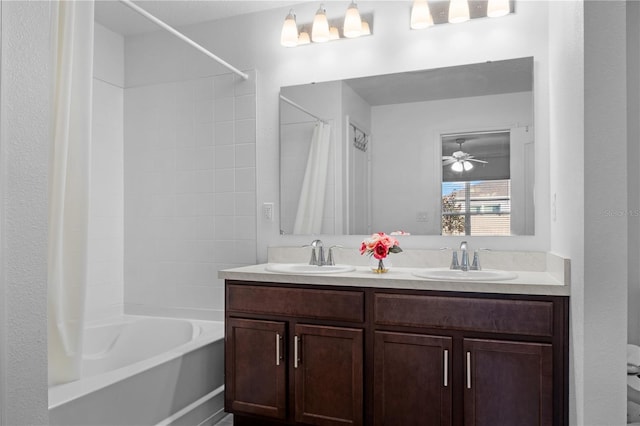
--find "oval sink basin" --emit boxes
[412,268,517,282]
[265,263,356,275]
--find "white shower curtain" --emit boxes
[293,121,332,234]
[48,0,94,386]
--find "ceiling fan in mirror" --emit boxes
[442,138,488,172]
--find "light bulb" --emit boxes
[448,0,470,24]
[487,0,510,17]
[411,0,433,29]
[361,21,371,35]
[298,31,311,45]
[312,5,331,43]
[329,26,340,40]
[463,161,474,171]
[452,161,464,172]
[343,1,362,38]
[280,10,298,47]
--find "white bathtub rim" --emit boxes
[48,315,224,410]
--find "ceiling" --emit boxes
[343,57,534,106]
[94,0,304,36]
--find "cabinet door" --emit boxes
[294,324,363,426]
[226,318,286,419]
[374,331,452,426]
[464,338,553,426]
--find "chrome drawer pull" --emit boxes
[276,333,281,366]
[443,349,449,387]
[466,351,472,389]
[294,335,299,369]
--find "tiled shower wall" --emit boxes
[85,24,125,322]
[123,71,257,320]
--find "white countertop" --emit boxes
[219,263,570,297]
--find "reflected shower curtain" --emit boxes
[48,0,94,386]
[294,121,332,234]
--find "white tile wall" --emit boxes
[85,24,125,323]
[124,71,257,320]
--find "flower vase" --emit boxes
[370,256,391,273]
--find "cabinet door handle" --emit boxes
[275,333,281,366]
[443,349,449,387]
[294,335,300,369]
[466,351,472,389]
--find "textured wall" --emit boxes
[0,1,50,424]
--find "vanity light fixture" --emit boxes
[311,4,331,42]
[448,0,470,23]
[411,1,513,31]
[298,31,311,45]
[280,3,372,47]
[329,26,340,40]
[343,1,363,38]
[280,10,299,47]
[487,0,510,17]
[411,0,434,30]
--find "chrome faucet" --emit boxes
[309,239,325,266]
[459,241,469,271]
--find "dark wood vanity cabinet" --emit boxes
[225,282,365,426]
[225,280,568,426]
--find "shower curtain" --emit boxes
[48,0,94,386]
[293,121,332,234]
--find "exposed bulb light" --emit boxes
[343,1,362,38]
[329,26,340,40]
[448,0,470,24]
[487,0,510,17]
[451,161,464,172]
[312,5,331,43]
[280,10,299,47]
[463,161,474,171]
[298,31,311,45]
[411,0,433,30]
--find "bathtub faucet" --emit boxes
[309,239,326,266]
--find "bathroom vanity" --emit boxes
[221,257,569,426]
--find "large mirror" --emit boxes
[279,57,534,236]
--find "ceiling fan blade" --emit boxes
[442,159,456,166]
[468,158,488,163]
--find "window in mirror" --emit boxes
[441,130,511,236]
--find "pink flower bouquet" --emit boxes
[360,232,403,260]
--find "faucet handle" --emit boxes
[450,251,460,270]
[471,250,480,270]
[470,248,490,270]
[309,248,318,266]
[326,245,342,266]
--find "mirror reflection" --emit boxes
[279,57,534,236]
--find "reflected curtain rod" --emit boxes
[118,0,248,80]
[279,95,328,124]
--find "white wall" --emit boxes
[86,23,125,322]
[370,92,532,235]
[123,72,257,320]
[582,1,628,424]
[628,0,640,347]
[0,1,50,424]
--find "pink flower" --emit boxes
[360,232,402,259]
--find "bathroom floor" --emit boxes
[213,414,233,425]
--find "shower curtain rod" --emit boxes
[279,95,328,124]
[118,0,249,80]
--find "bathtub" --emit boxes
[49,315,226,426]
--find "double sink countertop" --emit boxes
[219,247,571,297]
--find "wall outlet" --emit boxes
[416,212,429,222]
[263,202,274,221]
